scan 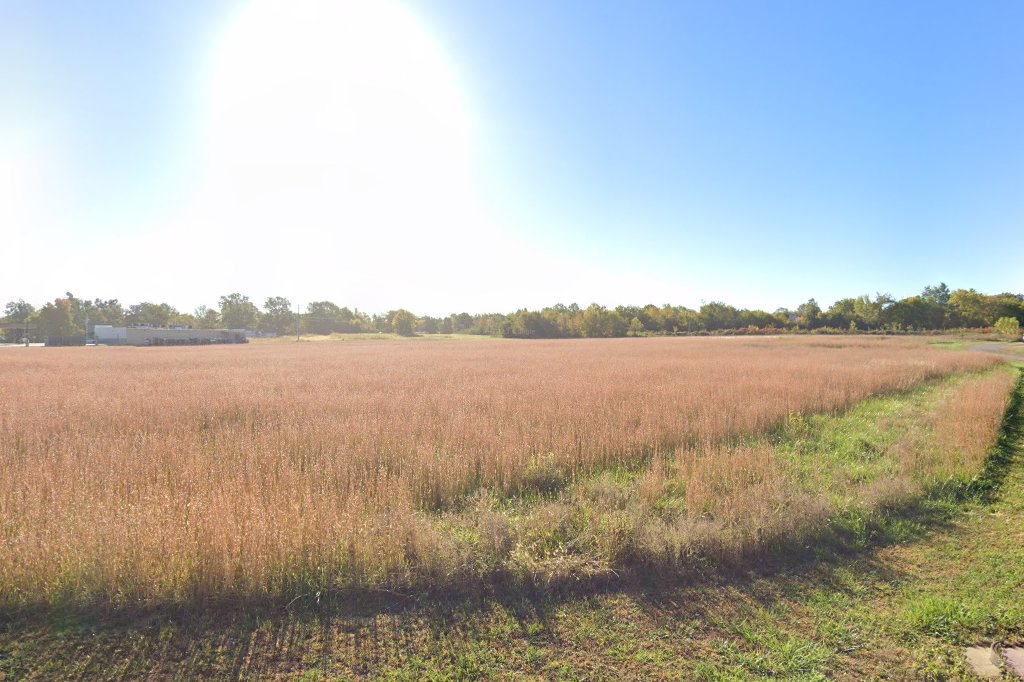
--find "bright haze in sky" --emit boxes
[2,0,1023,315]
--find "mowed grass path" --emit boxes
[1,368,1021,680]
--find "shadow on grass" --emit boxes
[2,370,1022,679]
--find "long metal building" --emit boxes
[93,326,248,346]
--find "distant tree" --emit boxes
[451,312,474,333]
[2,299,36,342]
[539,304,581,336]
[948,289,990,327]
[853,294,892,330]
[9,286,1022,340]
[126,302,178,327]
[737,309,781,329]
[699,302,740,331]
[260,296,293,335]
[921,282,951,306]
[391,309,416,336]
[994,316,1021,339]
[578,304,626,337]
[824,298,858,329]
[989,293,1024,326]
[305,301,361,334]
[579,304,605,337]
[616,305,640,323]
[417,316,440,334]
[884,296,944,330]
[306,301,342,334]
[671,307,700,333]
[605,309,628,337]
[502,309,561,338]
[3,299,35,322]
[469,313,508,336]
[219,293,260,330]
[773,308,796,328]
[86,299,125,329]
[62,292,85,332]
[36,298,79,338]
[639,304,664,331]
[919,283,953,329]
[193,306,221,329]
[796,299,822,329]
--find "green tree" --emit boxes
[85,299,125,329]
[824,297,858,329]
[305,301,360,334]
[639,304,664,332]
[994,316,1021,339]
[2,300,36,342]
[540,304,580,336]
[884,296,944,330]
[260,296,293,335]
[36,298,79,338]
[172,312,198,328]
[948,289,990,327]
[126,302,178,327]
[699,302,740,331]
[920,283,952,328]
[3,299,35,321]
[449,312,474,333]
[921,282,951,306]
[502,309,561,338]
[796,298,822,329]
[391,309,417,336]
[219,293,260,330]
[194,306,220,329]
[672,307,700,333]
[736,309,780,329]
[417,316,440,334]
[853,293,892,330]
[306,301,342,334]
[579,304,627,337]
[989,293,1024,326]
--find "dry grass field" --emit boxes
[0,336,1011,609]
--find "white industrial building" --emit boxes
[93,326,248,346]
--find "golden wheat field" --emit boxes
[0,336,1013,607]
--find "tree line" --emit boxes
[2,283,1023,342]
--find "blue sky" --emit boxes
[2,0,1022,315]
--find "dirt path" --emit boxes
[969,342,1024,362]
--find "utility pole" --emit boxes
[295,303,301,342]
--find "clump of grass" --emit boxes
[903,596,979,641]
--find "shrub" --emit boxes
[994,316,1021,340]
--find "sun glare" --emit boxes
[186,0,486,304]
